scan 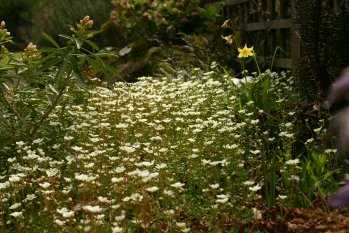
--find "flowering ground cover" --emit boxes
[0,63,341,232]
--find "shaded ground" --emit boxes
[243,204,349,233]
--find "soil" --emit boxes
[244,204,349,233]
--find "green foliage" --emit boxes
[0,16,118,167]
[298,151,340,209]
[0,58,343,231]
[105,0,221,45]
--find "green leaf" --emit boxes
[55,59,68,87]
[85,56,100,75]
[74,39,81,50]
[39,47,65,55]
[96,57,124,86]
[48,84,59,95]
[36,57,63,74]
[95,52,118,58]
[0,75,14,84]
[69,56,85,84]
[85,40,99,51]
[42,33,60,48]
[59,34,74,41]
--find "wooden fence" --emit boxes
[205,0,342,71]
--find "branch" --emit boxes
[29,77,70,138]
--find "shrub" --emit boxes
[0,16,118,168]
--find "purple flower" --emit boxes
[329,179,349,208]
[327,68,349,107]
[326,67,349,208]
[326,67,349,160]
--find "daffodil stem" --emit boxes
[253,53,261,76]
[241,60,247,83]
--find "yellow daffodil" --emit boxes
[222,35,233,45]
[238,44,254,58]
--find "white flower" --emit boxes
[82,205,103,213]
[155,163,167,169]
[145,186,159,193]
[249,184,262,192]
[285,122,292,128]
[54,219,65,226]
[250,150,260,155]
[9,203,21,210]
[171,182,185,188]
[243,180,255,186]
[15,141,25,146]
[136,161,154,167]
[138,169,150,178]
[120,146,136,153]
[164,209,175,215]
[46,168,59,177]
[98,196,110,203]
[216,194,230,204]
[115,166,126,173]
[25,194,37,202]
[0,182,9,190]
[216,197,229,204]
[64,135,74,141]
[290,175,300,181]
[112,226,123,233]
[164,189,174,197]
[33,138,44,144]
[305,138,314,144]
[7,157,17,163]
[75,173,96,182]
[114,212,125,221]
[314,127,322,133]
[57,207,75,218]
[285,159,300,165]
[209,183,220,189]
[27,151,39,160]
[111,177,124,183]
[9,175,21,183]
[176,222,186,228]
[252,208,262,220]
[251,119,259,125]
[10,211,23,218]
[39,182,51,189]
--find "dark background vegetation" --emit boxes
[1,0,349,101]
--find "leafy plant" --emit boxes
[0,16,119,163]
